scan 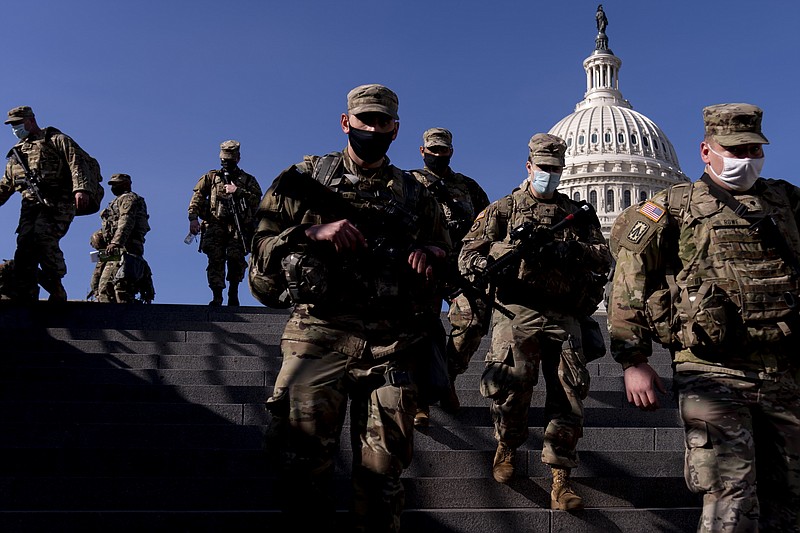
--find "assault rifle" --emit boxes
[426,178,472,236]
[9,147,52,208]
[271,166,427,262]
[221,169,250,253]
[449,204,594,319]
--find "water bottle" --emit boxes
[184,232,196,245]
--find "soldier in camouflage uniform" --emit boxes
[88,173,153,303]
[187,140,262,306]
[0,106,94,301]
[459,133,611,511]
[409,127,490,426]
[249,84,451,532]
[608,103,800,532]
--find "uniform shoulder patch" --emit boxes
[626,219,651,245]
[637,201,666,222]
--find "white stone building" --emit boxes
[549,15,689,239]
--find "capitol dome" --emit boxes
[549,10,689,237]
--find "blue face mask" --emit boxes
[531,170,562,195]
[11,123,29,139]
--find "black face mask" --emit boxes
[348,127,394,164]
[110,185,127,196]
[423,153,451,174]
[220,159,238,172]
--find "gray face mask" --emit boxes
[11,123,29,139]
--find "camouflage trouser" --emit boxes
[676,371,800,533]
[200,221,247,289]
[95,260,136,303]
[480,304,588,469]
[446,293,489,377]
[14,200,74,299]
[265,336,418,532]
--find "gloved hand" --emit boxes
[470,256,489,273]
[530,226,555,245]
[546,239,585,262]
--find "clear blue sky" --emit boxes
[2,1,798,306]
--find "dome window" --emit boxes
[590,133,598,144]
[639,191,648,202]
[567,137,573,147]
[604,132,611,143]
[617,132,625,144]
[631,134,638,145]
[578,134,585,145]
[573,192,581,202]
[642,136,649,147]
[589,190,598,209]
[606,189,614,212]
[623,190,632,208]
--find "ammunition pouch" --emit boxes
[281,252,329,304]
[675,281,742,356]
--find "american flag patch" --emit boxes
[638,201,665,222]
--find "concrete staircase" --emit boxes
[0,301,701,532]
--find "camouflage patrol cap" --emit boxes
[108,173,132,184]
[347,84,399,120]
[4,106,34,124]
[423,128,453,149]
[219,140,241,159]
[528,133,567,166]
[703,103,769,145]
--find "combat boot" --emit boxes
[40,277,67,302]
[438,377,460,413]
[413,406,430,428]
[492,442,515,484]
[209,287,224,306]
[550,466,583,511]
[228,282,240,306]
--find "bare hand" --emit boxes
[305,220,366,253]
[224,183,237,194]
[408,245,445,280]
[75,191,90,211]
[623,363,667,411]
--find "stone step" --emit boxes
[0,508,703,533]
[0,422,682,452]
[0,476,698,510]
[0,302,699,533]
[0,448,685,478]
[0,401,681,427]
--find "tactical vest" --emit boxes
[661,180,800,349]
[7,132,69,202]
[492,190,605,315]
[101,192,150,252]
[207,170,253,222]
[283,153,427,313]
[412,169,477,243]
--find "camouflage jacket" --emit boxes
[187,167,262,226]
[409,167,489,248]
[608,174,800,377]
[250,150,451,357]
[0,127,91,207]
[100,191,150,256]
[459,184,611,316]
